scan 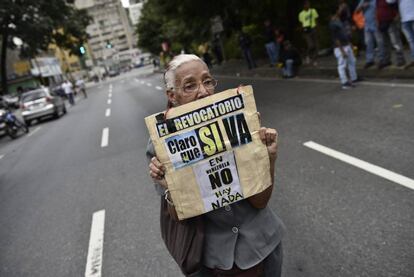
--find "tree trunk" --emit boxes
[1,29,9,95]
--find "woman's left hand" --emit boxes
[259,127,278,161]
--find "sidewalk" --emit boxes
[211,51,414,81]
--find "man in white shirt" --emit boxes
[62,80,75,105]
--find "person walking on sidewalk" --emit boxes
[298,0,319,65]
[147,54,285,276]
[263,19,279,66]
[389,0,414,68]
[330,10,358,90]
[356,0,383,68]
[75,78,87,98]
[376,0,406,69]
[239,31,257,70]
[62,79,75,106]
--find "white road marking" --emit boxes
[85,210,105,277]
[108,92,112,98]
[146,83,152,87]
[27,127,41,137]
[0,154,4,160]
[98,85,103,89]
[155,86,163,90]
[140,81,144,84]
[304,141,414,191]
[107,99,111,105]
[134,79,139,82]
[105,108,111,117]
[101,128,109,148]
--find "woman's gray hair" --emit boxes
[164,54,205,91]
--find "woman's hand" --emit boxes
[149,157,168,189]
[259,127,278,161]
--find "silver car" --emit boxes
[20,87,67,126]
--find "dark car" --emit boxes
[20,87,66,126]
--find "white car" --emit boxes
[20,87,67,126]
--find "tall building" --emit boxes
[75,0,135,65]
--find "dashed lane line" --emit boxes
[304,141,414,191]
[108,92,112,98]
[85,210,105,277]
[0,154,4,160]
[105,108,111,117]
[140,81,144,84]
[101,128,109,148]
[155,86,163,90]
[146,83,152,87]
[27,127,41,137]
[107,99,112,105]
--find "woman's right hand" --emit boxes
[149,157,168,189]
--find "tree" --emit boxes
[0,0,91,94]
[136,0,339,58]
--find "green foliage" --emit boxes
[136,0,345,57]
[223,33,241,60]
[0,0,91,93]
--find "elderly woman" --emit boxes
[147,54,285,277]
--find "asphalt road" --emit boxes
[0,65,413,277]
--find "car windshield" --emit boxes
[22,91,46,102]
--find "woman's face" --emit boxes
[167,60,215,106]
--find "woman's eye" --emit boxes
[203,79,213,86]
[184,83,197,91]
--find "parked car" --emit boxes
[2,93,20,109]
[20,87,67,126]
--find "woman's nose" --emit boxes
[197,83,209,98]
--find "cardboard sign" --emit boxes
[145,86,271,220]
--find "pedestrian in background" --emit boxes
[389,0,414,68]
[330,10,358,90]
[62,79,75,106]
[263,19,279,66]
[376,0,406,69]
[76,78,87,99]
[198,42,213,68]
[356,0,381,68]
[280,40,302,78]
[239,31,257,70]
[298,0,319,65]
[212,34,224,66]
[147,54,285,276]
[338,0,353,40]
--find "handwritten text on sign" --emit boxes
[193,151,243,211]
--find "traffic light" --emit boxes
[79,45,86,55]
[106,40,112,49]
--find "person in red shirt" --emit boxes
[376,0,406,68]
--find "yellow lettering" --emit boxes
[199,127,216,156]
[211,124,224,152]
